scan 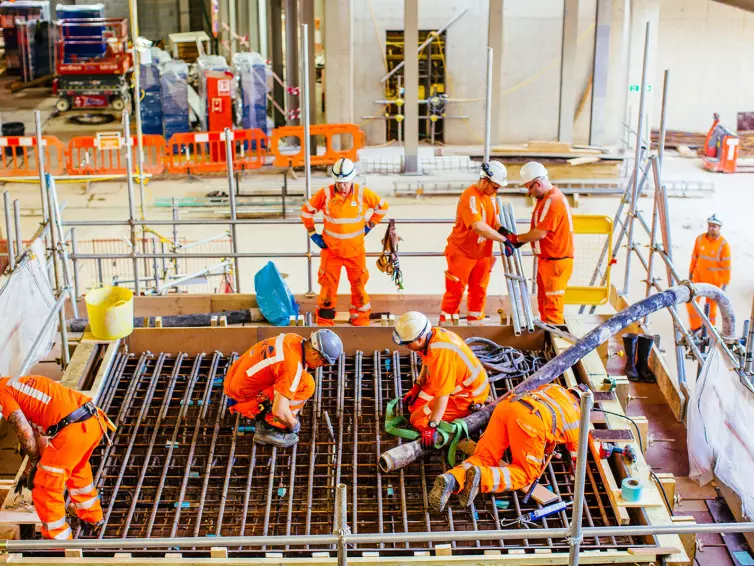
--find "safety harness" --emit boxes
[376,219,404,290]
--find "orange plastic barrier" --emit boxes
[269,124,365,168]
[0,136,66,177]
[165,129,268,175]
[66,134,166,176]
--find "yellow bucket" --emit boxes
[85,285,134,340]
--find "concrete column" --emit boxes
[558,0,579,143]
[246,0,260,52]
[258,0,268,58]
[178,0,190,32]
[301,0,316,127]
[487,0,504,146]
[403,0,420,174]
[589,0,612,145]
[219,0,229,55]
[270,0,286,126]
[285,0,300,124]
[324,0,353,124]
[626,0,659,145]
[229,0,237,58]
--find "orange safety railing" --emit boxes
[0,136,66,177]
[165,129,268,175]
[269,123,365,168]
[66,134,166,176]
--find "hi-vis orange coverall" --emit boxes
[448,384,581,494]
[687,233,732,329]
[409,328,490,429]
[441,184,500,324]
[0,376,110,540]
[531,187,574,324]
[301,184,388,326]
[224,333,315,429]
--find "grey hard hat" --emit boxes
[310,329,344,364]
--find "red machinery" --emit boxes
[53,18,132,112]
[206,71,234,132]
[702,113,740,173]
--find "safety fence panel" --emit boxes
[0,136,66,177]
[565,215,613,306]
[165,128,268,175]
[66,134,166,176]
[270,123,365,168]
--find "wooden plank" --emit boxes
[0,525,19,540]
[568,156,601,166]
[628,547,681,555]
[210,547,228,559]
[671,515,698,564]
[435,544,452,556]
[64,549,83,558]
[653,472,676,512]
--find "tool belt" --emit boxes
[46,401,98,437]
[253,392,273,423]
[377,219,404,290]
[516,396,557,437]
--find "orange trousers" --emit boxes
[687,297,718,329]
[317,248,370,326]
[408,394,474,430]
[228,386,311,430]
[34,418,104,540]
[536,258,573,325]
[449,398,547,494]
[441,251,494,323]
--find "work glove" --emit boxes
[364,222,375,235]
[497,226,523,248]
[310,233,327,250]
[403,383,421,407]
[14,462,37,495]
[722,284,728,292]
[290,419,301,435]
[503,240,515,257]
[420,424,439,449]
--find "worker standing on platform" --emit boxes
[224,329,343,447]
[500,162,574,325]
[428,383,583,513]
[301,158,389,326]
[687,214,731,333]
[393,312,490,449]
[441,161,515,325]
[0,375,116,539]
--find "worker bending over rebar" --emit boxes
[393,311,490,448]
[429,383,584,513]
[224,329,343,448]
[0,375,116,539]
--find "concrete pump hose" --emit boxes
[379,283,734,473]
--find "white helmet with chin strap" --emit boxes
[332,158,357,183]
[707,214,722,227]
[479,160,508,187]
[393,311,431,345]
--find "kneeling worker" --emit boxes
[224,329,343,448]
[393,311,490,448]
[0,375,116,539]
[429,383,582,513]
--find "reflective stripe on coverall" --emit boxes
[408,328,490,429]
[0,376,106,540]
[448,384,580,494]
[441,185,499,323]
[224,333,315,429]
[300,183,388,325]
[530,187,574,324]
[687,233,731,328]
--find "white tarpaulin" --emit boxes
[688,343,754,518]
[0,239,56,376]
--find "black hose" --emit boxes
[465,337,544,383]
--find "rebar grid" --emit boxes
[71,349,650,557]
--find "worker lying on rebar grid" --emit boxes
[223,329,344,448]
[0,375,116,540]
[392,312,491,449]
[428,383,585,513]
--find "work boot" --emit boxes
[253,422,299,448]
[636,335,656,383]
[622,333,640,382]
[429,473,458,513]
[80,518,105,537]
[458,466,482,508]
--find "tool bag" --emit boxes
[376,219,404,290]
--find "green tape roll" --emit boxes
[621,477,642,502]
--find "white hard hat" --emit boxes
[309,329,344,365]
[393,311,431,345]
[519,161,549,186]
[707,214,722,227]
[332,158,356,183]
[479,161,508,187]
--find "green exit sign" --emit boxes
[629,85,652,92]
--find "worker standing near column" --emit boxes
[428,383,583,513]
[500,162,574,325]
[393,312,490,449]
[0,375,116,539]
[224,329,343,447]
[687,214,731,334]
[441,161,515,325]
[301,158,389,326]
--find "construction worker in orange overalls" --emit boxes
[441,161,515,325]
[500,162,574,325]
[393,312,490,448]
[687,214,731,333]
[224,329,343,447]
[301,158,389,326]
[429,383,583,513]
[0,375,116,540]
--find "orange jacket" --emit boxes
[531,187,574,259]
[446,184,500,259]
[0,376,91,435]
[418,328,490,404]
[518,383,581,452]
[689,233,731,286]
[300,183,388,258]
